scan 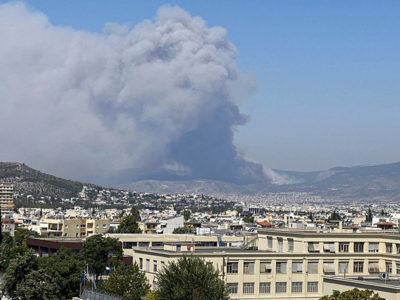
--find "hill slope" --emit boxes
[0,162,97,198]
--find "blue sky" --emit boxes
[7,0,400,172]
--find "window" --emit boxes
[339,261,349,273]
[369,243,379,253]
[96,225,99,228]
[76,225,79,229]
[243,283,254,294]
[123,242,137,249]
[65,225,68,229]
[153,281,157,290]
[386,262,392,274]
[276,262,287,274]
[139,258,143,269]
[161,261,165,270]
[276,282,287,293]
[288,239,294,252]
[396,263,400,274]
[323,261,335,275]
[386,243,393,253]
[267,237,273,249]
[278,238,283,253]
[323,242,335,253]
[227,262,238,273]
[292,282,302,293]
[308,242,320,253]
[339,243,349,253]
[102,224,107,228]
[260,282,270,294]
[292,261,303,273]
[307,282,318,293]
[227,283,238,294]
[260,262,272,273]
[354,242,364,253]
[354,261,364,273]
[146,259,150,271]
[152,242,164,247]
[153,260,157,272]
[139,242,150,247]
[396,244,400,254]
[308,262,318,274]
[243,262,255,274]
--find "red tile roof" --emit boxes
[256,221,274,227]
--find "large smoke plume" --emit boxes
[0,2,267,185]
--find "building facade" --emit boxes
[126,229,400,299]
[33,218,110,237]
[0,183,14,213]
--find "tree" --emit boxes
[142,291,157,300]
[131,206,141,221]
[243,216,254,223]
[83,235,123,278]
[155,255,230,300]
[329,210,342,221]
[102,263,150,300]
[116,214,142,233]
[181,210,191,221]
[39,247,84,300]
[366,208,373,222]
[320,288,384,300]
[308,212,314,223]
[172,227,194,234]
[1,249,38,299]
[14,227,39,247]
[14,269,59,300]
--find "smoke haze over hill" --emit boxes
[0,2,268,184]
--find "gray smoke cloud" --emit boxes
[0,2,267,185]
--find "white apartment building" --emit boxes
[0,183,14,213]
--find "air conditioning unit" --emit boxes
[380,272,389,280]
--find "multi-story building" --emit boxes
[127,227,400,299]
[35,218,110,237]
[0,183,14,213]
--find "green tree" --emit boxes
[155,255,230,300]
[14,227,39,247]
[329,210,342,221]
[181,210,191,221]
[320,288,384,300]
[142,291,157,300]
[102,263,150,300]
[243,216,254,223]
[39,247,84,300]
[1,249,38,299]
[14,269,59,300]
[308,212,314,223]
[366,208,373,222]
[131,206,141,221]
[172,226,194,234]
[83,235,123,278]
[116,214,142,233]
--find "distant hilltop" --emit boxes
[0,162,99,199]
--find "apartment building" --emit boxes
[0,183,14,213]
[127,228,400,300]
[36,218,110,237]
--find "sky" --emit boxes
[1,0,399,182]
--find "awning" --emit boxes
[156,229,163,233]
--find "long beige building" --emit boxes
[119,228,400,299]
[31,218,110,237]
[0,183,13,213]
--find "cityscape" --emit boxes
[1,1,400,300]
